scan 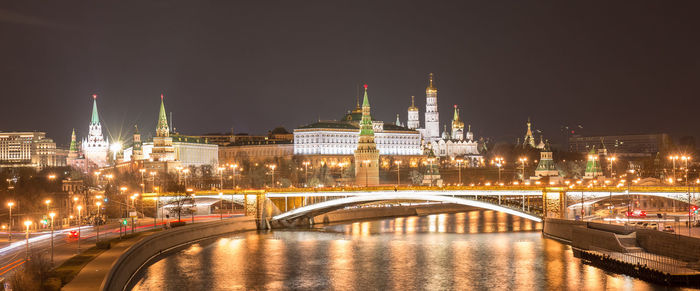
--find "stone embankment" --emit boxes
[543,218,700,287]
[101,217,257,291]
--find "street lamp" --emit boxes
[394,160,402,186]
[77,205,82,253]
[139,168,146,194]
[24,220,31,259]
[130,195,137,233]
[218,167,225,189]
[182,168,190,188]
[7,202,13,242]
[302,161,310,187]
[149,171,157,191]
[49,212,55,265]
[493,157,505,184]
[455,159,464,186]
[218,192,224,220]
[230,164,239,189]
[95,202,102,242]
[518,157,527,182]
[45,199,51,213]
[190,192,196,224]
[268,164,277,187]
[607,156,617,178]
[682,155,692,235]
[669,155,680,182]
[72,197,79,222]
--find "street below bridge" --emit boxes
[0,214,240,283]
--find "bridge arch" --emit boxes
[567,191,694,209]
[271,193,542,222]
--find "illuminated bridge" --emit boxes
[141,186,697,228]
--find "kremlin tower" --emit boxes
[150,94,175,161]
[534,141,559,179]
[354,84,380,186]
[407,96,419,130]
[82,94,109,168]
[67,129,78,163]
[451,105,464,141]
[424,73,440,142]
[584,147,603,179]
[523,118,536,148]
[132,124,143,161]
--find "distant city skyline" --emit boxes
[2,1,699,146]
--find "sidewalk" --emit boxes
[62,232,155,291]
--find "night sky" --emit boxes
[1,1,699,147]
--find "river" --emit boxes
[132,210,683,290]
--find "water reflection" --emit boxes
[133,210,677,291]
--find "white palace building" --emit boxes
[294,74,484,165]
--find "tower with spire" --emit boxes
[424,73,440,142]
[465,124,474,141]
[407,96,420,129]
[441,124,451,140]
[82,94,109,167]
[534,141,559,178]
[151,94,176,161]
[584,147,603,179]
[451,105,465,141]
[67,129,79,163]
[523,118,536,148]
[354,84,380,186]
[132,124,144,161]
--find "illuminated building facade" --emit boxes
[82,95,109,167]
[0,131,65,168]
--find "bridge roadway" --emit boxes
[141,185,696,224]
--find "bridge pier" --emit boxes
[543,190,567,219]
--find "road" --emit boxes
[0,214,242,282]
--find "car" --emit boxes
[648,223,658,230]
[68,230,79,238]
[662,226,674,233]
[626,210,647,217]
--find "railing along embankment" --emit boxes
[101,217,257,291]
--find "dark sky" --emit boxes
[1,1,699,147]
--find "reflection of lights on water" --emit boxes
[455,212,465,234]
[513,240,534,285]
[469,211,479,234]
[329,239,354,290]
[497,212,507,232]
[428,215,437,232]
[395,217,404,233]
[183,243,203,255]
[218,238,230,246]
[351,222,361,235]
[361,222,370,235]
[406,217,417,233]
[437,213,447,233]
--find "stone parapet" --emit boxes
[101,217,257,291]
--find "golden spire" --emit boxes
[408,95,418,111]
[426,72,437,92]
